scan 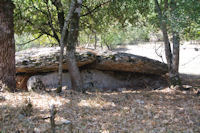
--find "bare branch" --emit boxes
[17,34,43,46]
[154,43,164,63]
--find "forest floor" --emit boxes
[0,88,200,132]
[0,42,200,132]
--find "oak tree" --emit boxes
[0,0,16,92]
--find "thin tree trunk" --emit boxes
[162,25,173,70]
[57,1,76,93]
[154,0,172,70]
[169,31,181,86]
[169,0,181,87]
[86,33,91,48]
[155,0,182,87]
[0,0,16,92]
[100,35,103,49]
[94,32,97,49]
[66,0,83,92]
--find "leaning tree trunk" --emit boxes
[0,0,16,92]
[154,0,172,70]
[66,0,83,92]
[57,0,76,93]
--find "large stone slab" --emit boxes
[16,47,168,90]
[16,47,168,75]
[27,69,167,91]
[16,47,96,74]
[93,52,168,75]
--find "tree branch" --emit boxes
[17,34,43,45]
[81,0,112,17]
[44,0,60,43]
[51,0,65,34]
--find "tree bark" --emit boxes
[169,31,181,86]
[94,32,97,49]
[0,0,16,92]
[169,0,181,87]
[154,0,181,87]
[66,0,83,92]
[57,1,76,93]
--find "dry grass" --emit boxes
[0,88,200,133]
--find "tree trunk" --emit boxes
[169,1,181,87]
[0,0,16,92]
[169,32,181,86]
[154,0,182,87]
[57,1,76,93]
[94,31,97,49]
[86,33,91,48]
[154,0,172,70]
[66,0,83,92]
[100,35,103,49]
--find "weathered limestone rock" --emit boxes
[27,69,167,91]
[27,76,45,91]
[16,47,96,74]
[93,52,168,75]
[16,47,167,75]
[16,47,168,90]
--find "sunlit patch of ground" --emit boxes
[0,88,200,132]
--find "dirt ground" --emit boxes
[0,89,200,132]
[0,42,200,132]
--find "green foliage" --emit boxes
[13,0,200,50]
[15,34,56,51]
[152,0,200,40]
[79,0,152,48]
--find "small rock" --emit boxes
[154,114,159,119]
[27,76,45,91]
[57,119,71,125]
[0,96,5,101]
[194,48,199,51]
[136,99,144,104]
[18,114,25,120]
[34,126,47,133]
[131,108,135,113]
[171,85,181,90]
[62,120,71,125]
[163,120,168,124]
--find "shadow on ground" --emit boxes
[1,82,200,132]
[180,73,200,86]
